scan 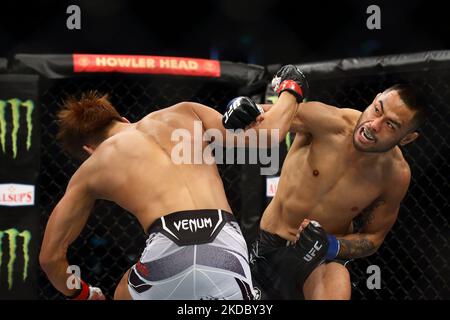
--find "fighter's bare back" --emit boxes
[72,102,231,231]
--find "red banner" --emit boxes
[73,54,221,77]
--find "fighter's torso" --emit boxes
[83,103,231,231]
[261,109,401,240]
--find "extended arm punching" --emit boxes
[218,65,309,145]
[163,65,308,147]
[190,93,298,146]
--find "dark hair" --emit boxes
[384,84,428,131]
[57,91,123,160]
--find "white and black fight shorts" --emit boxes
[127,209,254,300]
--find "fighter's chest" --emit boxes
[284,142,383,214]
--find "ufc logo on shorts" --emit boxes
[303,241,323,262]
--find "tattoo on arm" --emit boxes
[338,235,377,259]
[340,198,386,259]
[353,198,385,232]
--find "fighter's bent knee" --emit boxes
[323,262,351,300]
[303,262,351,300]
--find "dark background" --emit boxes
[1,0,449,300]
[1,0,449,64]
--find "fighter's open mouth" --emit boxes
[360,126,375,142]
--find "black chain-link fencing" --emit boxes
[37,74,263,299]
[293,68,450,299]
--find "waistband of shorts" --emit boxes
[147,209,236,235]
[258,229,292,248]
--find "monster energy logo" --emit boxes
[0,228,31,290]
[0,99,34,158]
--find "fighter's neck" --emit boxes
[348,139,393,164]
[105,121,133,138]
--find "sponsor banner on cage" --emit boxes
[0,222,38,298]
[73,54,221,77]
[0,75,39,298]
[0,75,40,178]
[0,183,35,207]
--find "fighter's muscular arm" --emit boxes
[336,165,411,259]
[39,163,97,297]
[260,101,352,143]
[290,101,351,135]
[189,92,298,144]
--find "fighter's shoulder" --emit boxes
[99,129,141,153]
[145,102,202,121]
[340,108,361,126]
[318,103,359,132]
[303,101,340,113]
[78,136,129,172]
[66,157,97,192]
[384,149,411,194]
[70,147,122,195]
[302,101,350,123]
[394,149,411,180]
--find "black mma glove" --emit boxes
[271,65,309,103]
[222,96,264,130]
[295,220,329,262]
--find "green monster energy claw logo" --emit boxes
[0,99,34,158]
[0,228,31,290]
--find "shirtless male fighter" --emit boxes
[39,66,307,300]
[248,65,427,300]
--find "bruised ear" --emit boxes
[82,145,95,155]
[399,132,419,146]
